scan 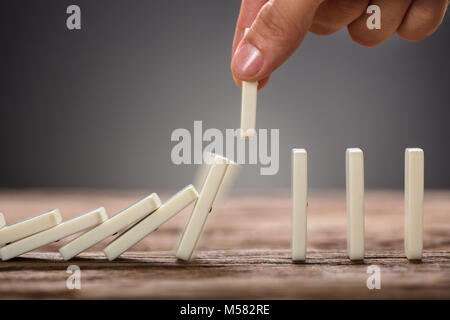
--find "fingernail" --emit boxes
[232,42,264,78]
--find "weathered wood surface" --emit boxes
[0,189,449,299]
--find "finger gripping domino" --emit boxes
[240,28,258,140]
[241,81,258,139]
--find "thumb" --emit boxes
[231,0,323,84]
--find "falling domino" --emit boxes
[346,148,365,261]
[240,28,258,140]
[0,207,108,261]
[0,213,5,229]
[292,149,307,261]
[194,152,240,211]
[405,148,424,260]
[193,152,217,191]
[59,193,161,260]
[176,155,235,261]
[0,209,62,247]
[103,185,198,261]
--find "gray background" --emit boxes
[1,0,449,191]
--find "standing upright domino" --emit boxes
[240,28,258,140]
[0,213,5,229]
[176,155,236,261]
[292,149,307,261]
[405,148,424,260]
[346,148,365,261]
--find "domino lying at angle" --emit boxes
[405,148,424,260]
[0,207,108,261]
[104,185,198,261]
[346,148,365,261]
[0,213,5,229]
[59,193,161,260]
[292,149,307,261]
[176,155,237,261]
[240,28,258,140]
[0,209,62,247]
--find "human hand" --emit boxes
[231,0,448,89]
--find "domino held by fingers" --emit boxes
[0,207,108,261]
[240,28,258,140]
[59,193,161,260]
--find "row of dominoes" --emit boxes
[0,148,424,262]
[292,147,424,262]
[238,35,425,262]
[0,154,238,261]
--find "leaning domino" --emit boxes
[405,148,424,260]
[292,149,307,261]
[194,152,240,211]
[0,207,108,261]
[0,209,62,247]
[176,155,235,261]
[346,148,365,260]
[104,185,198,261]
[193,152,216,191]
[59,193,161,260]
[240,28,258,140]
[0,213,5,229]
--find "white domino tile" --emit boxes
[0,209,62,247]
[292,149,307,261]
[193,152,216,191]
[176,155,233,261]
[1,207,108,261]
[194,152,240,212]
[346,148,365,260]
[405,148,424,260]
[240,28,258,140]
[104,185,198,261]
[59,193,161,260]
[214,159,240,208]
[0,213,5,229]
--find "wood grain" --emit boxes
[0,189,449,299]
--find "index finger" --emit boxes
[232,0,270,56]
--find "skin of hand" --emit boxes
[231,0,449,89]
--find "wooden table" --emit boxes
[0,190,448,299]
